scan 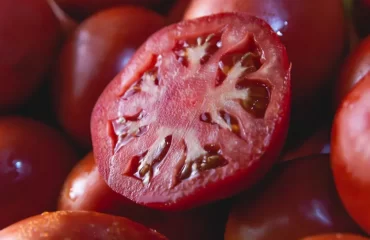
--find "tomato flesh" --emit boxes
[331,72,370,234]
[92,13,290,210]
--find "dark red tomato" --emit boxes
[300,234,370,240]
[224,155,363,240]
[54,0,165,21]
[167,0,191,23]
[184,0,345,111]
[334,35,370,107]
[0,0,61,111]
[59,152,230,240]
[53,6,165,148]
[0,117,78,229]
[353,0,370,38]
[331,72,370,234]
[281,127,330,162]
[91,13,291,210]
[0,211,168,240]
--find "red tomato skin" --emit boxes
[0,0,61,111]
[331,72,370,234]
[335,35,370,107]
[184,0,345,111]
[0,117,78,229]
[300,234,370,240]
[0,211,168,240]
[225,155,363,240]
[55,0,165,20]
[53,6,165,148]
[58,152,230,240]
[91,13,291,210]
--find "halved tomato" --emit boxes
[91,13,291,210]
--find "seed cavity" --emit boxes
[173,32,222,67]
[125,135,172,184]
[109,110,151,152]
[219,111,240,136]
[236,80,271,118]
[177,144,228,183]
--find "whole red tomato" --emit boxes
[53,6,165,148]
[224,155,363,240]
[91,12,291,210]
[0,117,78,229]
[59,152,230,240]
[300,234,370,240]
[331,72,370,234]
[0,211,168,240]
[334,35,370,107]
[184,0,345,111]
[54,0,166,20]
[0,0,61,111]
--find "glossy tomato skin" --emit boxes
[55,0,165,21]
[53,6,165,148]
[0,211,168,240]
[0,0,61,111]
[91,13,291,210]
[331,72,370,234]
[59,152,230,240]
[184,0,345,110]
[334,35,370,107]
[300,234,370,240]
[0,117,78,229]
[224,155,363,240]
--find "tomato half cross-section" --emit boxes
[91,13,291,210]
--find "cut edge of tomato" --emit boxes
[91,12,291,210]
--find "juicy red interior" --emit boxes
[92,13,290,210]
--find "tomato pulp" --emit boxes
[91,13,291,210]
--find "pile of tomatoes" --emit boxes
[0,0,369,239]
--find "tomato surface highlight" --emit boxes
[331,72,370,234]
[225,155,363,240]
[53,6,165,148]
[0,117,77,229]
[0,0,61,110]
[91,13,291,210]
[0,211,168,240]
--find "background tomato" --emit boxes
[184,0,345,113]
[59,152,230,240]
[53,6,165,148]
[54,0,169,20]
[224,155,363,240]
[334,35,370,108]
[0,0,61,111]
[0,211,168,240]
[281,127,330,162]
[0,117,77,229]
[353,0,370,38]
[331,72,370,234]
[300,233,370,240]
